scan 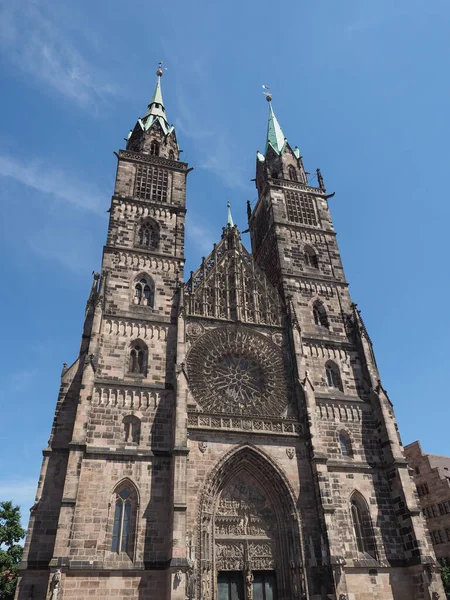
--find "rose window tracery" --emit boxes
[187,326,288,416]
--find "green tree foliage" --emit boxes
[0,502,25,600]
[441,561,450,596]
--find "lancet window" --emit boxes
[350,492,377,558]
[134,277,154,308]
[111,482,138,556]
[150,140,160,156]
[339,431,353,457]
[123,415,141,444]
[288,165,298,181]
[136,218,159,250]
[313,301,329,328]
[304,245,319,268]
[129,340,147,375]
[325,361,342,390]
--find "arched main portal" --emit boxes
[197,446,305,600]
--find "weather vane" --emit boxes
[262,84,272,102]
[156,61,167,76]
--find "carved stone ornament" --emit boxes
[187,325,288,416]
[198,441,208,453]
[271,332,283,346]
[286,448,295,460]
[186,321,204,339]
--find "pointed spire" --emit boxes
[138,65,174,135]
[265,97,286,155]
[226,202,234,227]
[144,72,167,123]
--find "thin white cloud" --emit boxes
[0,154,105,214]
[171,61,251,191]
[0,1,117,110]
[185,215,215,256]
[0,479,37,514]
[28,220,101,274]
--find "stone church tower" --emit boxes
[16,72,444,600]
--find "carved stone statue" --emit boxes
[50,570,61,600]
[245,570,254,600]
[202,567,210,599]
[186,563,196,599]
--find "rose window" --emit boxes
[186,325,287,416]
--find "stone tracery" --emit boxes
[184,224,283,325]
[186,325,289,416]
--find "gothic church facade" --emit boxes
[16,71,444,600]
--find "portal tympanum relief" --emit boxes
[198,447,304,600]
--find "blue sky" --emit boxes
[1,0,450,523]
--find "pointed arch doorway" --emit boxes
[198,446,305,600]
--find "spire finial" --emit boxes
[262,84,272,102]
[227,202,234,227]
[156,61,165,77]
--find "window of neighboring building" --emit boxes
[446,528,450,543]
[417,483,430,497]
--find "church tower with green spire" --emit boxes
[16,74,444,600]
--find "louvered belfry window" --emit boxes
[285,191,317,226]
[134,165,169,202]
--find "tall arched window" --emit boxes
[134,276,154,308]
[123,415,141,444]
[136,218,159,250]
[169,149,175,160]
[325,361,342,390]
[339,431,353,457]
[304,245,319,269]
[288,165,298,181]
[111,482,138,555]
[129,340,147,375]
[313,301,329,328]
[150,140,160,156]
[350,493,377,558]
